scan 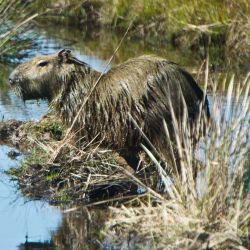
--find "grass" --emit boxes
[1,0,249,68]
[0,0,39,61]
[103,72,250,249]
[101,0,249,27]
[101,0,249,69]
[0,0,79,61]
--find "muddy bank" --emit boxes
[0,115,60,150]
[1,116,154,206]
[0,119,23,145]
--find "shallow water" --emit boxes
[0,23,248,250]
[0,145,61,250]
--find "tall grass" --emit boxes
[104,72,250,249]
[100,0,249,33]
[0,0,75,61]
[0,0,41,62]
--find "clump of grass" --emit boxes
[0,0,39,61]
[12,136,144,204]
[6,113,143,204]
[104,72,250,249]
[100,0,249,39]
[33,116,65,140]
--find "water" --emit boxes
[0,145,61,250]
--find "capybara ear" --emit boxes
[58,49,71,62]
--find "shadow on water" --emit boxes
[18,241,54,250]
[0,22,248,250]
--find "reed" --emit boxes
[104,72,250,249]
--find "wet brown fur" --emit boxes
[9,50,209,161]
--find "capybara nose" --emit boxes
[9,77,14,85]
[9,72,16,85]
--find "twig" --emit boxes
[49,21,134,163]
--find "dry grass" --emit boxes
[13,117,161,204]
[8,114,155,204]
[104,71,250,249]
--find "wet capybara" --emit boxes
[9,49,209,166]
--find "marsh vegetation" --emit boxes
[0,0,249,249]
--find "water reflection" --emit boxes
[52,208,109,250]
[18,241,54,250]
[35,23,198,67]
[0,145,61,250]
[16,207,109,250]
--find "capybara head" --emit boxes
[9,49,88,101]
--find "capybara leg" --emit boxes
[116,148,140,172]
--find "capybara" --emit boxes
[9,49,209,165]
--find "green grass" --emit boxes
[21,0,249,67]
[33,119,64,140]
[101,0,249,30]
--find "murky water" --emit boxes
[0,22,248,250]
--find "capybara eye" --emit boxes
[37,61,48,67]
